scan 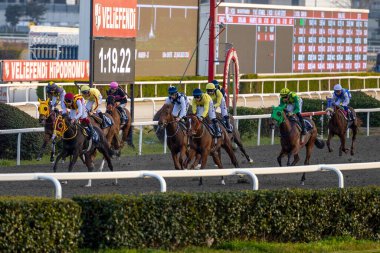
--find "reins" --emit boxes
[62,123,78,140]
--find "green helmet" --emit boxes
[280,88,290,98]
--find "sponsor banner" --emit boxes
[93,0,137,38]
[1,60,90,82]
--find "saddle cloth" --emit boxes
[289,117,313,132]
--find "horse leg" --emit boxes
[350,125,358,156]
[68,153,79,173]
[184,148,196,169]
[286,153,292,166]
[52,150,66,173]
[198,151,209,186]
[50,140,56,163]
[338,134,347,156]
[37,134,50,161]
[222,141,240,168]
[233,131,253,163]
[83,153,95,187]
[171,150,181,170]
[327,131,333,153]
[99,146,117,185]
[291,154,300,166]
[277,150,286,167]
[211,150,225,185]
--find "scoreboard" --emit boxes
[215,3,369,74]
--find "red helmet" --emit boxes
[64,93,74,102]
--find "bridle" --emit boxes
[186,115,205,139]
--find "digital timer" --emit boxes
[93,38,135,83]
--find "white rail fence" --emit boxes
[1,162,380,199]
[1,108,380,165]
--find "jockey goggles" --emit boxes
[64,98,73,103]
[193,95,201,99]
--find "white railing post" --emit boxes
[367,112,370,136]
[139,125,143,155]
[271,128,275,145]
[164,129,167,154]
[17,133,21,165]
[235,170,259,190]
[141,171,167,192]
[257,118,261,146]
[320,165,344,188]
[37,174,62,199]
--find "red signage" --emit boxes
[92,0,137,38]
[1,60,90,82]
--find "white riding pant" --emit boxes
[69,109,87,120]
[196,100,216,119]
[172,103,189,118]
[286,97,303,113]
[216,98,228,117]
[85,94,103,113]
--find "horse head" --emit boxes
[106,95,116,114]
[185,114,201,137]
[158,103,174,128]
[325,97,335,119]
[270,105,286,127]
[38,98,51,124]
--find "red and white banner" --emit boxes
[92,0,137,38]
[2,60,90,82]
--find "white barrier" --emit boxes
[1,108,380,165]
[1,162,380,199]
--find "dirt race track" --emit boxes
[0,135,380,199]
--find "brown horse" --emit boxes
[106,95,134,149]
[52,114,114,187]
[271,106,325,184]
[184,114,239,185]
[157,103,188,170]
[37,98,58,162]
[325,97,359,156]
[216,113,253,163]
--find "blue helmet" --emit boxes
[212,79,220,89]
[193,88,202,97]
[168,86,178,95]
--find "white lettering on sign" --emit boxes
[100,7,136,30]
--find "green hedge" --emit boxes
[73,187,380,250]
[0,103,43,160]
[0,197,82,252]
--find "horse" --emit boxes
[216,113,254,164]
[270,105,325,184]
[325,97,359,156]
[157,103,188,170]
[37,98,59,162]
[106,95,134,149]
[183,114,239,185]
[52,114,114,187]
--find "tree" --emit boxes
[25,0,47,25]
[5,5,24,31]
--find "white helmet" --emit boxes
[334,84,343,91]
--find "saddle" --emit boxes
[217,118,233,133]
[289,116,313,132]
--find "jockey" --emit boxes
[106,81,128,124]
[191,88,221,137]
[279,87,306,136]
[46,81,66,112]
[63,92,98,142]
[81,85,104,120]
[165,86,189,122]
[211,79,227,100]
[332,84,354,120]
[206,82,232,133]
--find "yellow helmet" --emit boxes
[206,83,215,90]
[280,88,290,97]
[81,85,90,94]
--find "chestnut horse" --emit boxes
[184,114,239,185]
[271,106,325,184]
[106,95,134,149]
[157,103,188,170]
[52,114,114,187]
[325,97,359,156]
[37,98,58,162]
[216,113,253,163]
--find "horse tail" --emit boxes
[126,126,135,149]
[314,138,325,149]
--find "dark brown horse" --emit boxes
[37,98,58,162]
[184,114,239,185]
[52,114,114,187]
[157,103,188,170]
[325,97,359,156]
[216,113,253,163]
[271,106,325,184]
[106,95,134,149]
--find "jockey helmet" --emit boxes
[206,83,215,90]
[212,79,220,89]
[192,88,202,98]
[81,85,90,95]
[168,86,178,95]
[334,84,343,91]
[280,88,290,98]
[110,81,119,89]
[64,93,74,102]
[46,81,57,93]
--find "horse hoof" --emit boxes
[194,164,201,170]
[248,158,254,164]
[36,157,41,161]
[214,164,218,167]
[84,184,91,188]
[50,158,55,163]
[221,179,226,185]
[300,181,305,186]
[60,180,68,185]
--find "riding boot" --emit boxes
[212,118,222,138]
[98,111,106,128]
[117,106,127,124]
[224,115,233,133]
[297,113,307,135]
[87,122,99,143]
